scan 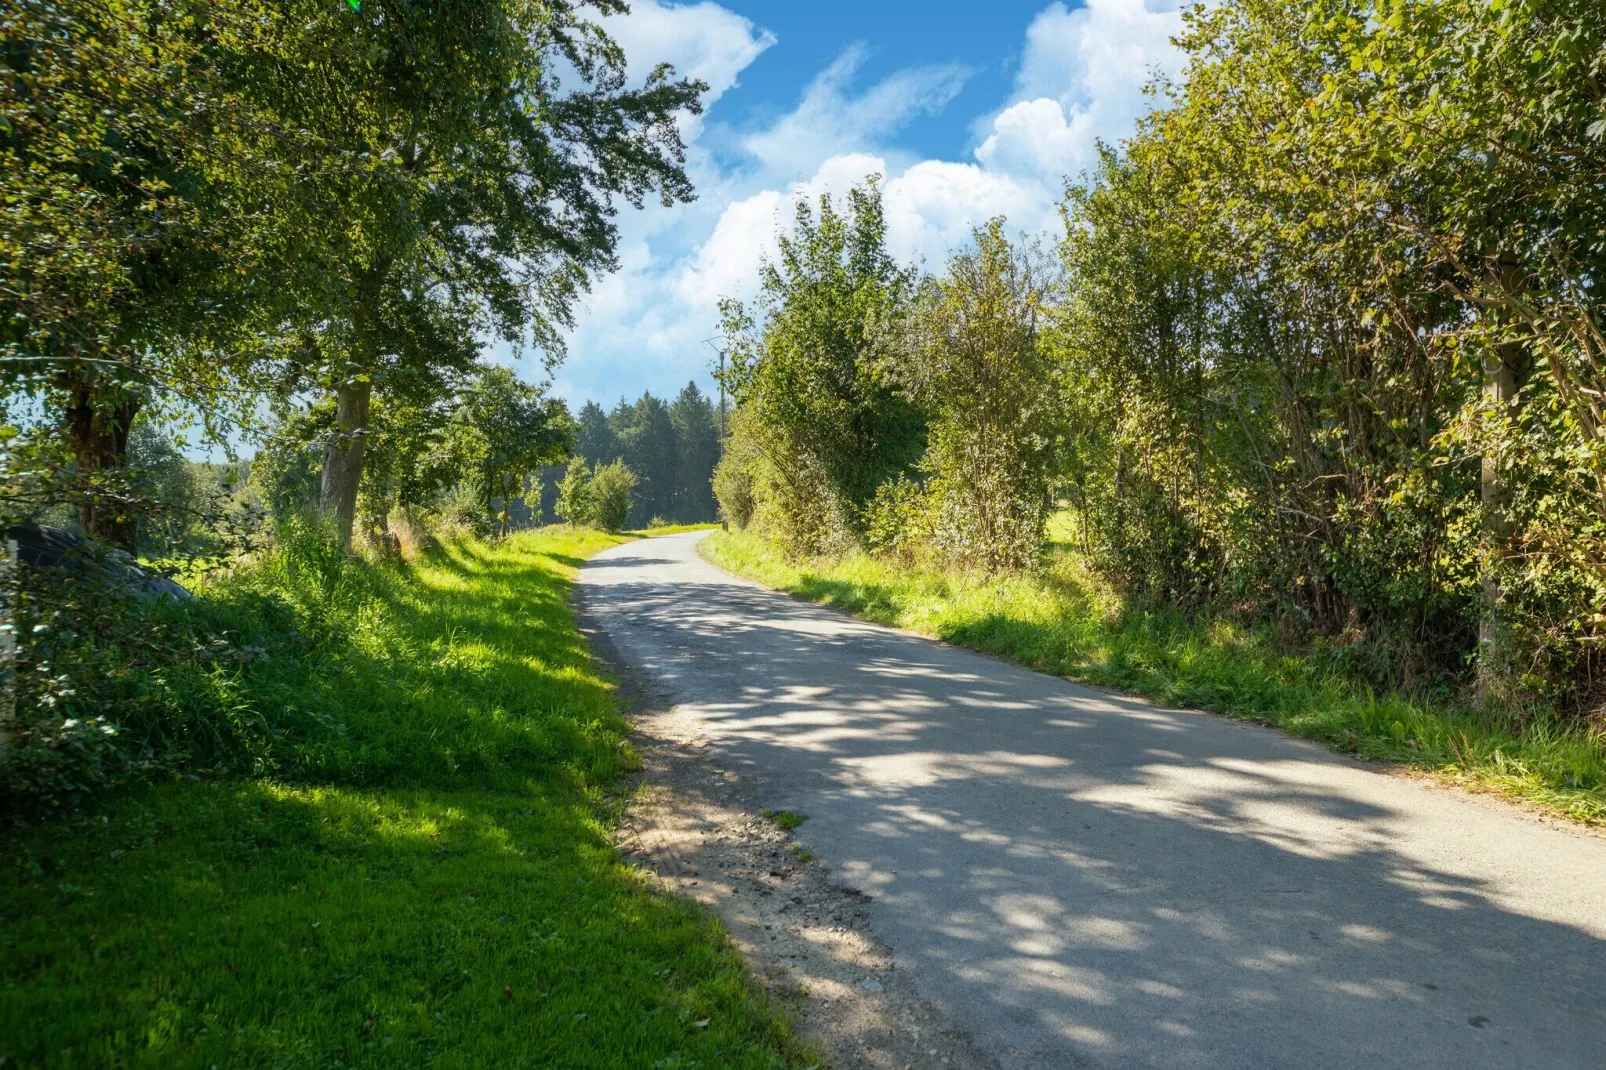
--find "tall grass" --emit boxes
[703,529,1606,825]
[2,528,802,1068]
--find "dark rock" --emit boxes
[7,524,192,601]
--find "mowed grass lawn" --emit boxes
[702,527,1606,826]
[2,528,803,1068]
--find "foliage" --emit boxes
[712,407,765,530]
[612,392,680,527]
[897,220,1058,571]
[720,177,924,554]
[1045,0,1606,710]
[705,527,1606,826]
[670,381,721,523]
[574,386,721,526]
[248,365,573,544]
[554,458,594,528]
[272,0,706,547]
[576,399,620,466]
[0,0,300,546]
[861,474,931,563]
[711,0,1606,745]
[589,460,639,533]
[2,528,805,1066]
[439,366,574,536]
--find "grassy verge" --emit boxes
[3,528,803,1068]
[702,529,1606,826]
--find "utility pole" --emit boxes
[704,337,728,529]
[703,337,726,444]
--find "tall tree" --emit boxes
[669,382,719,522]
[896,221,1057,571]
[263,0,705,548]
[720,176,923,553]
[576,400,619,466]
[1,1,300,549]
[614,392,678,524]
[441,367,575,536]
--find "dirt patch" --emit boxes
[578,603,997,1070]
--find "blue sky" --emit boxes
[506,0,1190,410]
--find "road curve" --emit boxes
[578,531,1606,1069]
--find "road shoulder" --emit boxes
[575,581,998,1070]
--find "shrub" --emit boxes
[589,461,637,532]
[712,448,755,528]
[2,519,351,816]
[863,473,932,562]
[554,458,593,527]
[438,479,498,539]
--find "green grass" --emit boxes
[633,523,719,537]
[2,529,804,1068]
[762,811,807,831]
[703,528,1606,827]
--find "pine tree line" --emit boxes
[533,382,722,527]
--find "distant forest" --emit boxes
[525,381,723,528]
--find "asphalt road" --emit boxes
[578,531,1606,1069]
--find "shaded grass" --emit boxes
[2,530,804,1068]
[703,529,1606,826]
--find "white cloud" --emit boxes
[677,152,890,310]
[884,160,1049,265]
[742,46,971,178]
[1014,0,1184,107]
[976,0,1185,180]
[548,1,1188,409]
[599,0,773,103]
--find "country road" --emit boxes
[578,531,1606,1069]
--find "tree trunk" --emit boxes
[63,375,142,553]
[320,378,372,550]
[1478,253,1528,698]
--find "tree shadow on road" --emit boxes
[584,575,1606,1069]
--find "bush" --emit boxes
[438,479,499,539]
[589,461,637,532]
[554,458,593,527]
[863,473,931,562]
[712,448,755,528]
[2,518,354,816]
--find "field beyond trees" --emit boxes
[2,528,800,1068]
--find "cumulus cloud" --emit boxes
[550,1,1189,407]
[976,0,1186,180]
[677,153,897,310]
[599,0,773,103]
[743,46,972,179]
[883,160,1049,264]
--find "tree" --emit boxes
[720,176,923,553]
[442,367,574,537]
[266,0,706,549]
[669,382,719,522]
[1,1,302,550]
[588,461,637,532]
[554,460,593,528]
[614,393,678,525]
[896,221,1057,571]
[576,401,619,466]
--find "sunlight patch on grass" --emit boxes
[3,528,803,1068]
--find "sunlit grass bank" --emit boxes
[2,528,800,1068]
[703,529,1606,826]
